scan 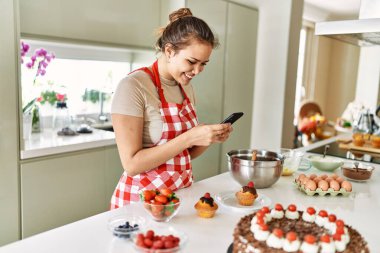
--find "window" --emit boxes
[21,39,155,126]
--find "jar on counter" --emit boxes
[52,101,71,130]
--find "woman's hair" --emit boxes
[155,8,219,52]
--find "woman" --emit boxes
[110,8,233,208]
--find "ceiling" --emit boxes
[304,0,361,19]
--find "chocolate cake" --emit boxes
[232,204,369,253]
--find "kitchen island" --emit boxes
[1,159,379,252]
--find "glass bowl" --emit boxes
[132,225,188,253]
[143,201,181,222]
[107,214,146,239]
[279,148,304,176]
[341,162,375,182]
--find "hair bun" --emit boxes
[169,8,193,23]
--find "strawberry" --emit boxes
[286,231,297,242]
[255,211,265,218]
[336,219,345,227]
[164,240,174,249]
[159,188,174,198]
[274,203,283,211]
[152,240,164,249]
[336,227,345,235]
[140,190,156,202]
[256,217,265,225]
[204,192,211,198]
[320,234,331,243]
[144,238,153,248]
[145,230,155,240]
[288,204,297,212]
[155,195,168,204]
[273,228,283,238]
[261,206,270,214]
[328,214,337,222]
[318,210,328,217]
[259,224,268,231]
[304,234,316,244]
[307,207,316,215]
[333,233,342,241]
[247,181,254,188]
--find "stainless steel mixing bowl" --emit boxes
[227,149,285,188]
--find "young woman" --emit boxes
[110,8,233,208]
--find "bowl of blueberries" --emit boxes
[108,215,146,239]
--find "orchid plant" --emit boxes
[21,41,55,114]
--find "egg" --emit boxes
[329,180,340,191]
[325,177,332,183]
[320,174,328,179]
[305,179,317,191]
[341,181,352,192]
[309,174,317,180]
[335,177,344,183]
[318,180,329,191]
[313,177,321,184]
[300,176,309,185]
[330,173,338,179]
[297,173,306,181]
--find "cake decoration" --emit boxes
[235,181,258,206]
[232,203,369,252]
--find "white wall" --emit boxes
[234,0,304,149]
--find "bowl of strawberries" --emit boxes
[133,226,188,253]
[140,188,180,222]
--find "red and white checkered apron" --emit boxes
[110,60,198,209]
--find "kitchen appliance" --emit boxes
[315,0,380,46]
[227,149,284,188]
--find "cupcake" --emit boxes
[194,192,218,218]
[235,181,258,206]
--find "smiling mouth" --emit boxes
[185,73,193,79]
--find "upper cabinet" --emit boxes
[19,0,160,48]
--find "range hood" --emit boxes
[315,0,380,46]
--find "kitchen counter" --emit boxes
[1,159,379,252]
[21,128,115,159]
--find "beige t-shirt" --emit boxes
[111,69,196,147]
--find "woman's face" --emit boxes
[166,41,213,85]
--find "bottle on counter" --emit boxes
[52,101,71,130]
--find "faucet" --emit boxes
[98,91,108,123]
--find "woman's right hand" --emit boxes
[185,123,233,147]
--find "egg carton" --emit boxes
[293,181,351,197]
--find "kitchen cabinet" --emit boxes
[20,146,123,238]
[19,0,161,48]
[187,0,258,178]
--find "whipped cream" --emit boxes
[285,210,299,220]
[315,216,327,227]
[254,230,269,241]
[320,242,336,253]
[265,213,272,222]
[250,222,261,234]
[283,240,301,252]
[335,240,347,252]
[302,212,316,223]
[324,222,337,234]
[266,234,283,249]
[270,209,284,219]
[300,242,318,253]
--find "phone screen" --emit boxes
[220,112,244,125]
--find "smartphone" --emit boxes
[220,112,244,125]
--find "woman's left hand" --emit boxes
[216,123,233,142]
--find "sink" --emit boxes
[91,122,114,132]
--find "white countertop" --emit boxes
[21,128,116,159]
[1,161,379,252]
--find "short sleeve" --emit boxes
[111,76,145,117]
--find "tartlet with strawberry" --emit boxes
[194,192,218,218]
[235,181,258,206]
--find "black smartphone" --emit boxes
[220,112,244,125]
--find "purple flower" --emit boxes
[26,62,33,69]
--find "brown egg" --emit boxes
[330,173,338,179]
[321,174,328,179]
[341,181,352,192]
[336,177,344,183]
[300,176,309,185]
[325,177,332,183]
[329,180,340,191]
[318,180,329,191]
[313,177,321,184]
[305,179,317,191]
[297,174,306,184]
[309,174,317,180]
